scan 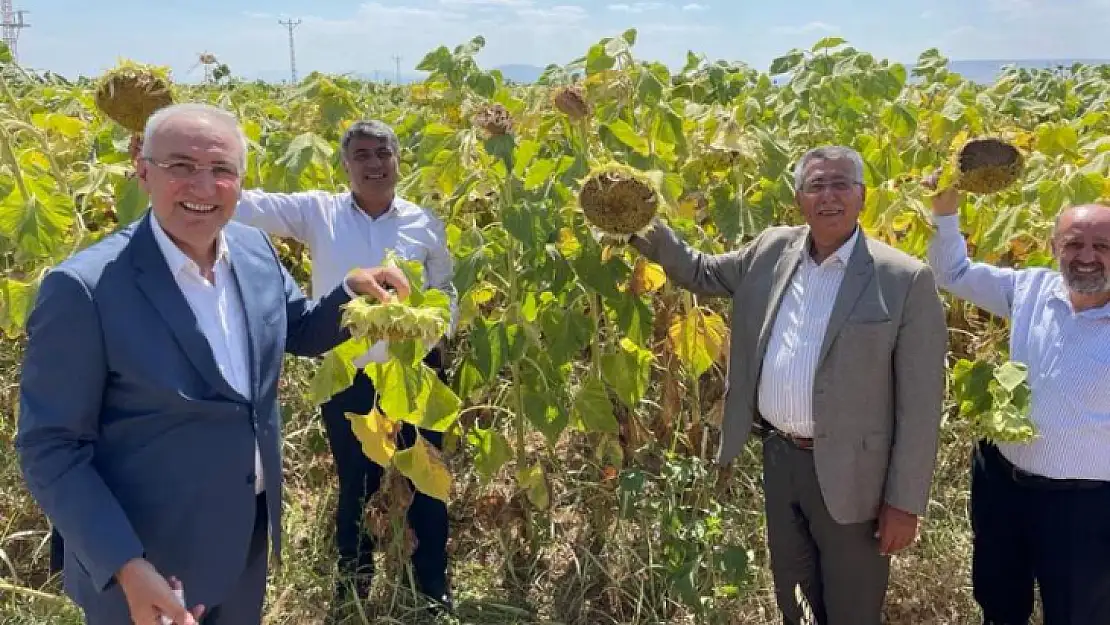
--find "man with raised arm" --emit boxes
[233,119,457,616]
[926,181,1110,625]
[16,103,408,625]
[627,146,948,625]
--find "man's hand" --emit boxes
[346,267,411,302]
[875,504,919,556]
[116,558,205,625]
[922,171,961,217]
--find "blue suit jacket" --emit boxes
[15,212,353,614]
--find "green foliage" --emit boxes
[952,359,1036,444]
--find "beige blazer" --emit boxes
[633,222,948,524]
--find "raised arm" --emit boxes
[925,187,1017,318]
[235,189,324,242]
[629,220,753,297]
[15,269,145,592]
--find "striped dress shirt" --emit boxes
[928,214,1110,481]
[757,228,860,438]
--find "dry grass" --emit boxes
[0,336,1016,625]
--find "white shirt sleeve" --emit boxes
[422,213,459,337]
[926,213,1018,319]
[234,189,321,242]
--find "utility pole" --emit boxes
[391,54,402,84]
[278,18,302,84]
[0,1,30,62]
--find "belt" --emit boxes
[992,446,1109,491]
[766,423,814,450]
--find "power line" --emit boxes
[278,18,302,84]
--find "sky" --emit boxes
[10,0,1110,82]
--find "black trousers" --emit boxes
[319,348,450,600]
[971,441,1110,625]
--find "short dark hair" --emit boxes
[340,120,400,155]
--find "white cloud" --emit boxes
[609,2,666,13]
[518,5,588,21]
[439,0,534,6]
[682,3,708,11]
[771,21,839,35]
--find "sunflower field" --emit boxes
[0,31,1108,624]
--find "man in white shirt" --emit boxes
[926,181,1110,625]
[629,146,948,625]
[233,120,457,615]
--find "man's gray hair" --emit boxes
[141,102,249,171]
[341,120,401,155]
[793,146,866,190]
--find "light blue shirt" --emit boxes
[927,213,1110,481]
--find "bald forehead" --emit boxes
[148,115,242,160]
[1057,203,1110,231]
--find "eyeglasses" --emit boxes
[800,180,862,194]
[142,158,242,181]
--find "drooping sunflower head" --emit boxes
[955,137,1024,194]
[473,103,514,136]
[93,61,175,134]
[577,163,660,239]
[553,85,591,120]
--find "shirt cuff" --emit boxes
[932,213,961,234]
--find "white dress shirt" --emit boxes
[150,215,264,494]
[928,213,1110,481]
[234,190,457,366]
[757,227,860,438]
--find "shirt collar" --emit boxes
[1048,276,1110,320]
[806,225,860,268]
[149,212,230,277]
[350,192,400,220]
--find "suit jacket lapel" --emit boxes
[225,229,266,400]
[756,230,805,357]
[817,231,874,366]
[130,213,246,402]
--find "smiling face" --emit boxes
[795,156,865,254]
[137,113,243,265]
[342,135,399,202]
[1053,204,1110,299]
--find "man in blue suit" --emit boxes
[15,102,409,625]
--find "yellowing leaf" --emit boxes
[347,409,398,468]
[471,283,497,304]
[629,258,667,295]
[556,227,581,259]
[677,195,699,219]
[949,130,970,153]
[393,434,452,502]
[516,462,550,510]
[668,308,729,377]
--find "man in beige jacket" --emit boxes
[629,146,948,625]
